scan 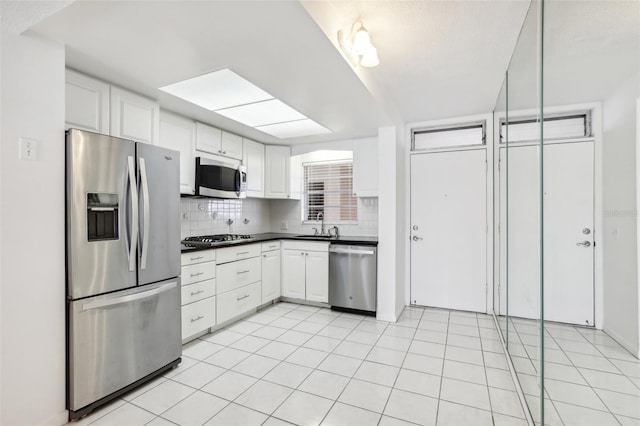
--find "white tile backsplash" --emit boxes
[181,196,378,238]
[268,198,378,237]
[180,198,271,238]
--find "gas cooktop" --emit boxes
[181,234,254,248]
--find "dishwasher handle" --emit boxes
[329,247,376,255]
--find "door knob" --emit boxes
[576,241,591,247]
[412,236,423,241]
[583,228,591,235]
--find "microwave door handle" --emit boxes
[127,156,139,272]
[235,168,241,196]
[139,157,150,270]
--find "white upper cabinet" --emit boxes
[110,86,159,145]
[243,138,265,198]
[289,155,302,201]
[65,69,110,134]
[265,145,291,199]
[195,122,222,155]
[221,131,243,160]
[195,124,243,160]
[353,138,379,197]
[159,111,196,195]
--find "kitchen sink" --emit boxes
[295,234,334,239]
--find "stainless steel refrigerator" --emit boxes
[66,129,181,420]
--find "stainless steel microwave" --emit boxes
[195,156,247,198]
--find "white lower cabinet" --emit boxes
[305,251,329,303]
[282,249,307,299]
[215,244,262,325]
[262,249,281,303]
[281,241,329,303]
[216,257,261,294]
[181,297,216,339]
[180,249,216,341]
[217,282,261,325]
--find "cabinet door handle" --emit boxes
[237,294,250,301]
[190,272,204,277]
[223,151,227,154]
[237,270,250,275]
[263,254,267,258]
[190,256,204,261]
[190,315,204,323]
[237,251,249,255]
[190,289,204,296]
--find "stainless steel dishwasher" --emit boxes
[329,244,377,314]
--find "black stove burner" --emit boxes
[182,234,254,247]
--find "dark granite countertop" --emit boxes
[181,232,378,253]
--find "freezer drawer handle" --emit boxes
[82,282,177,311]
[237,294,250,301]
[190,315,204,323]
[237,270,250,275]
[190,290,205,296]
[329,248,375,255]
[190,256,204,261]
[190,272,204,277]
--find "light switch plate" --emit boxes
[281,221,288,230]
[19,137,38,161]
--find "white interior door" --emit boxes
[499,141,594,325]
[410,149,487,312]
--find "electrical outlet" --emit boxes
[281,221,288,231]
[19,137,38,161]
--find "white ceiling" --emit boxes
[29,0,634,145]
[505,0,640,111]
[31,0,390,145]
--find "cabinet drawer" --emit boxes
[217,243,260,264]
[217,282,261,325]
[181,261,215,285]
[181,279,215,306]
[181,296,216,340]
[261,241,281,252]
[181,250,216,266]
[281,240,330,253]
[216,257,261,294]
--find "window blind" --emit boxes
[303,161,357,222]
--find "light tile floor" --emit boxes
[72,303,527,426]
[498,317,640,426]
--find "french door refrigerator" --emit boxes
[66,129,181,420]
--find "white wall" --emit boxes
[602,75,639,356]
[1,31,67,425]
[395,125,407,316]
[377,126,401,322]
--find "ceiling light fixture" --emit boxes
[337,20,379,68]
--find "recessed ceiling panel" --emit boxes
[215,99,307,127]
[256,119,331,139]
[159,68,273,111]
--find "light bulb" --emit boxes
[351,27,372,56]
[360,46,379,67]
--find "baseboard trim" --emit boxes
[603,327,640,359]
[38,408,68,426]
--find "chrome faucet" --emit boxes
[316,212,325,235]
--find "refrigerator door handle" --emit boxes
[127,156,139,272]
[139,157,150,270]
[81,281,177,311]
